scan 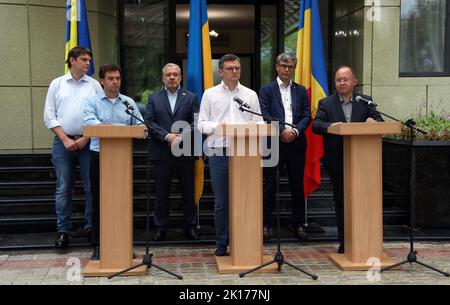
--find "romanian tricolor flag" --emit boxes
[187,0,214,205]
[295,0,329,198]
[65,0,94,76]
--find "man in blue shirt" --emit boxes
[84,64,143,259]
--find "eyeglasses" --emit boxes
[278,64,295,70]
[335,78,353,84]
[223,66,241,72]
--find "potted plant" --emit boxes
[383,106,450,229]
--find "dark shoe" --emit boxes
[338,243,345,254]
[296,226,308,242]
[55,232,69,249]
[185,227,199,240]
[153,229,167,242]
[86,229,94,245]
[90,247,99,260]
[263,227,271,241]
[215,245,227,257]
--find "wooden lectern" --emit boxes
[82,125,147,277]
[214,123,277,274]
[327,122,401,271]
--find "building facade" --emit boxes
[1,0,448,150]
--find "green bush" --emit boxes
[396,110,450,141]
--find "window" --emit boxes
[400,0,450,76]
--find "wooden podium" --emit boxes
[327,122,401,271]
[82,125,147,277]
[214,123,277,274]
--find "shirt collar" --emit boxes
[165,86,180,95]
[338,93,354,105]
[65,72,89,82]
[221,81,241,92]
[99,90,123,103]
[277,77,292,88]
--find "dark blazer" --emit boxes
[259,80,312,148]
[312,92,383,171]
[145,88,199,161]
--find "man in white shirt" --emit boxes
[44,47,102,249]
[198,54,261,257]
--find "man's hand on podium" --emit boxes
[366,118,377,123]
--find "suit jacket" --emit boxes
[145,88,199,161]
[259,80,312,149]
[312,92,383,172]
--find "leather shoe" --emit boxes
[338,243,345,254]
[90,247,99,260]
[263,227,271,241]
[55,232,69,249]
[296,226,308,242]
[153,229,167,241]
[215,245,227,257]
[185,227,199,240]
[86,229,95,245]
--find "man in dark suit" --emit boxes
[259,53,312,241]
[145,63,199,241]
[312,66,383,253]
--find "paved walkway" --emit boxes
[1,242,450,285]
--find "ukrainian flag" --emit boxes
[65,0,94,76]
[295,0,329,198]
[187,0,214,205]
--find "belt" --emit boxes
[67,135,83,140]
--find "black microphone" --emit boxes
[355,96,378,107]
[233,97,251,109]
[122,100,134,111]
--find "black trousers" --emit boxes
[90,151,100,246]
[324,157,344,245]
[263,142,306,228]
[152,158,197,231]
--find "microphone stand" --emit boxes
[362,104,449,277]
[108,104,183,280]
[234,103,318,280]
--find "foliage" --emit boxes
[395,110,450,141]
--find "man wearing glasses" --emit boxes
[312,66,383,254]
[198,54,262,257]
[259,53,312,242]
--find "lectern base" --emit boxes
[216,256,278,274]
[329,253,401,271]
[83,259,148,277]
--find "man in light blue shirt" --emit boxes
[44,47,102,250]
[83,64,143,259]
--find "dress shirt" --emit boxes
[198,81,262,148]
[166,87,180,113]
[83,90,144,152]
[44,72,102,136]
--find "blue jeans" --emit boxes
[51,137,92,233]
[208,156,229,248]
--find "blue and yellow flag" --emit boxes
[187,0,214,205]
[65,0,94,76]
[295,0,329,198]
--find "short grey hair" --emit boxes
[276,53,298,66]
[162,63,181,75]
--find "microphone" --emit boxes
[233,97,251,109]
[355,96,378,107]
[122,100,134,111]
